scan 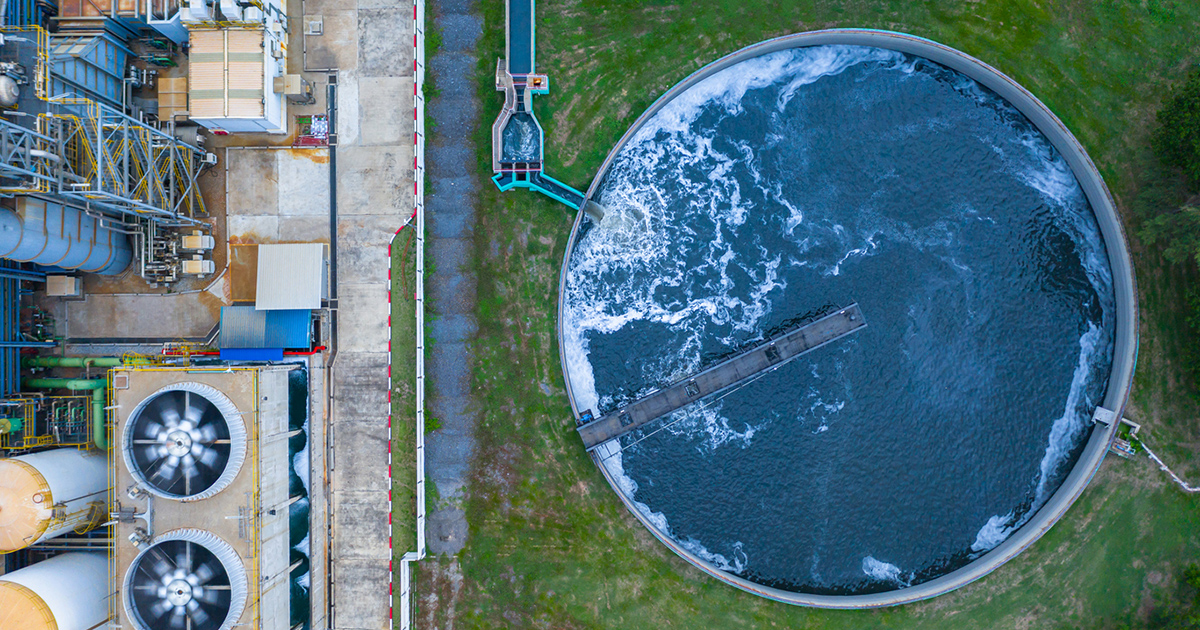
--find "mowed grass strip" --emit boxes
[412,1,1200,629]
[392,230,420,559]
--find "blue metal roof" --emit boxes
[219,307,311,349]
[219,348,285,361]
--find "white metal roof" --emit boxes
[255,243,325,310]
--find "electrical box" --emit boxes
[182,255,215,277]
[273,74,315,105]
[46,275,81,297]
[181,229,215,251]
[158,76,188,121]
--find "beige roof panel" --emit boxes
[255,243,325,310]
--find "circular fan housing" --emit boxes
[123,383,246,501]
[123,529,248,630]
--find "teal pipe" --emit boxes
[23,378,108,450]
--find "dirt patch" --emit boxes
[417,558,466,630]
[288,147,330,164]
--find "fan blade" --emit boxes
[139,421,164,439]
[149,599,172,620]
[192,562,216,585]
[193,587,221,604]
[198,424,218,443]
[150,458,181,488]
[197,446,219,467]
[169,606,187,629]
[160,407,182,429]
[190,603,210,628]
[140,548,176,582]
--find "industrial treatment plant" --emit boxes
[0,0,417,624]
[1,0,1194,626]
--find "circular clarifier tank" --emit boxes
[557,30,1137,607]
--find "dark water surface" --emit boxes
[562,46,1115,595]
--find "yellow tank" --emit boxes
[0,449,106,553]
[0,580,56,630]
[0,552,108,630]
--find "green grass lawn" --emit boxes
[411,1,1200,628]
[392,231,419,560]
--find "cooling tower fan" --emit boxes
[124,530,248,630]
[123,383,246,501]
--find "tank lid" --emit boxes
[0,581,57,630]
[0,458,53,553]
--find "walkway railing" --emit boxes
[391,1,427,628]
[1142,441,1200,493]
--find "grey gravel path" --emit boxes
[423,0,482,556]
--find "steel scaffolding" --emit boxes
[0,26,207,225]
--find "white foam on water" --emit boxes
[596,439,748,575]
[293,438,310,494]
[568,43,1117,585]
[297,571,310,590]
[861,556,912,587]
[971,511,1016,553]
[969,121,1114,554]
[1034,322,1104,503]
[971,322,1106,552]
[682,538,748,574]
[632,46,898,140]
[663,402,758,450]
[295,532,310,556]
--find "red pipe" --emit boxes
[158,345,328,357]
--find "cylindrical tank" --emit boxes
[0,449,107,553]
[0,552,108,630]
[0,198,132,275]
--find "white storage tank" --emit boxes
[0,449,108,553]
[0,552,108,630]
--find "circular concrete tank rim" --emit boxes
[555,28,1139,607]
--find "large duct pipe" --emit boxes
[23,378,108,449]
[22,356,126,368]
[0,552,108,630]
[0,449,107,553]
[0,198,133,275]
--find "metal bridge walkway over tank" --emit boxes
[576,304,868,452]
[490,0,584,209]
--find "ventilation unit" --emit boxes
[121,382,245,501]
[123,529,249,630]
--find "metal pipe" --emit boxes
[22,378,108,450]
[22,356,125,368]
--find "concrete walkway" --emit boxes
[423,0,482,556]
[301,0,416,626]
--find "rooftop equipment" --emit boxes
[0,552,108,630]
[0,26,217,284]
[187,27,288,134]
[48,32,133,110]
[123,529,249,630]
[110,366,299,630]
[122,382,246,501]
[54,0,188,44]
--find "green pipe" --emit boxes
[0,417,22,435]
[22,356,126,368]
[23,378,108,450]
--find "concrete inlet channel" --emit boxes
[556,29,1138,607]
